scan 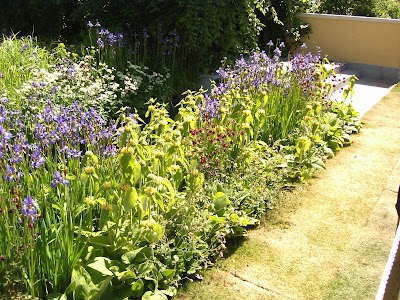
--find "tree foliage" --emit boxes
[0,0,312,74]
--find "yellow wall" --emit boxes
[297,13,400,68]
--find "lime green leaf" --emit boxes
[131,279,144,297]
[132,162,141,185]
[121,247,154,265]
[47,293,67,300]
[86,257,113,277]
[66,174,76,181]
[117,270,136,281]
[153,193,165,212]
[161,269,175,279]
[142,290,168,300]
[213,192,230,217]
[80,173,88,182]
[161,178,175,199]
[123,187,138,211]
[119,131,128,148]
[91,154,99,164]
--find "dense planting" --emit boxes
[0,0,313,96]
[0,37,361,299]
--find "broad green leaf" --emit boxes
[47,293,67,300]
[91,153,99,164]
[144,222,164,244]
[66,174,76,181]
[123,187,138,211]
[162,286,177,297]
[99,209,109,230]
[121,247,154,265]
[161,178,175,199]
[245,115,253,124]
[142,290,168,300]
[136,261,155,278]
[88,236,111,248]
[67,264,99,299]
[86,257,113,277]
[153,192,165,212]
[119,131,128,148]
[131,279,144,297]
[209,214,227,223]
[161,269,175,279]
[132,162,141,185]
[117,269,136,281]
[81,172,88,182]
[98,277,112,298]
[145,228,161,244]
[213,192,230,217]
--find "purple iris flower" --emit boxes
[21,195,39,223]
[50,171,70,188]
[31,145,46,169]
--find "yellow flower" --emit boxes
[85,196,96,206]
[145,186,156,196]
[118,182,131,191]
[102,181,112,189]
[84,166,95,175]
[101,202,113,211]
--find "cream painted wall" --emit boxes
[297,13,400,68]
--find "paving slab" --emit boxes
[350,79,397,117]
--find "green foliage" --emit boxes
[0,35,53,101]
[319,0,374,16]
[0,36,362,299]
[373,0,400,19]
[319,0,400,18]
[258,0,312,49]
[0,0,313,76]
[0,0,81,39]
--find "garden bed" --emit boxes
[0,35,362,299]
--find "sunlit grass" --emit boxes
[0,35,53,102]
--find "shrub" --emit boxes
[373,0,400,19]
[318,0,400,18]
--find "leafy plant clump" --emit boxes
[0,37,361,299]
[317,0,400,18]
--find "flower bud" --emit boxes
[84,166,95,175]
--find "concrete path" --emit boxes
[350,79,396,117]
[176,81,400,300]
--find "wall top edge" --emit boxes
[299,13,400,24]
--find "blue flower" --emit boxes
[87,20,94,28]
[31,145,46,169]
[143,28,149,39]
[21,44,28,52]
[273,47,282,58]
[21,195,39,224]
[50,171,70,188]
[199,94,220,119]
[97,38,105,49]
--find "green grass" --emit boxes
[0,35,52,103]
